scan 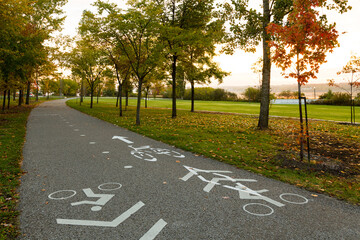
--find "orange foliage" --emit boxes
[267,0,339,85]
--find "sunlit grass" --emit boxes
[93,97,360,123]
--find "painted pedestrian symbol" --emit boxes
[112,135,185,162]
[181,165,309,216]
[48,182,122,212]
[48,183,167,239]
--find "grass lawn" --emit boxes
[94,97,360,123]
[67,98,360,205]
[0,99,44,239]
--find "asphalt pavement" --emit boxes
[19,99,360,239]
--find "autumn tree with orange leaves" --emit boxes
[267,0,339,161]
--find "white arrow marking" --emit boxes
[112,136,134,144]
[56,201,144,227]
[139,219,167,240]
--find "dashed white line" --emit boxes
[139,219,167,240]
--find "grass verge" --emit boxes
[67,99,359,205]
[0,101,42,239]
[93,97,360,123]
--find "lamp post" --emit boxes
[313,87,316,99]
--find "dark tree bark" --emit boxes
[191,81,195,112]
[7,90,10,109]
[26,81,31,105]
[136,79,143,125]
[2,90,6,111]
[18,89,23,106]
[172,55,177,118]
[258,0,271,129]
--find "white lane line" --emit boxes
[80,135,85,137]
[139,219,167,240]
[102,151,110,154]
[124,166,133,169]
[56,201,145,227]
[89,142,96,144]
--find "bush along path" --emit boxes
[67,99,360,205]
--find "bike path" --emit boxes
[19,99,360,239]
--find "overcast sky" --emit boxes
[59,0,360,87]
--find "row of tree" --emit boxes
[0,0,67,111]
[1,0,352,130]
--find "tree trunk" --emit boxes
[90,84,94,108]
[80,79,84,104]
[13,90,16,101]
[26,81,31,105]
[119,84,123,116]
[116,84,120,107]
[298,82,304,161]
[126,90,129,111]
[2,90,6,111]
[36,81,39,102]
[19,89,23,106]
[191,81,195,112]
[172,55,177,118]
[258,0,271,130]
[7,90,11,109]
[136,79,143,125]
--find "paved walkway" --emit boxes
[19,99,360,239]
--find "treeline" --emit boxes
[0,0,67,111]
[313,90,360,106]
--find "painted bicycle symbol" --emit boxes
[128,145,185,162]
[48,182,122,212]
[181,165,309,216]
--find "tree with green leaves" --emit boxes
[93,0,166,125]
[64,39,108,108]
[222,0,351,129]
[329,55,360,124]
[157,0,224,118]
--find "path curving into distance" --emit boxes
[19,99,360,239]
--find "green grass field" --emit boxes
[67,98,360,204]
[93,97,360,123]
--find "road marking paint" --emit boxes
[48,190,77,200]
[112,136,134,144]
[80,135,85,137]
[279,193,308,204]
[102,151,110,154]
[124,166,133,169]
[56,201,145,227]
[71,188,115,211]
[89,142,96,144]
[74,129,79,131]
[139,219,167,240]
[98,183,122,191]
[243,203,274,217]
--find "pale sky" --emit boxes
[59,0,360,87]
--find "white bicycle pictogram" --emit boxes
[128,145,185,162]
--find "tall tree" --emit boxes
[267,0,339,160]
[222,0,351,129]
[329,55,360,124]
[157,0,223,118]
[94,0,165,125]
[64,39,108,108]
